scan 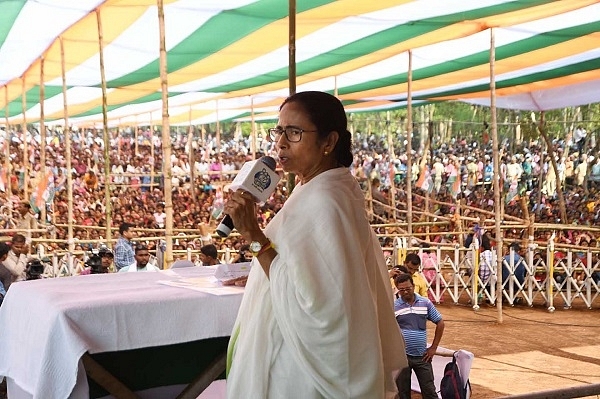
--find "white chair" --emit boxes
[411,347,474,398]
[171,260,196,269]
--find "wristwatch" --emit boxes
[249,240,272,257]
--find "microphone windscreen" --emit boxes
[260,156,276,171]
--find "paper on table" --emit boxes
[157,276,244,295]
[214,262,252,281]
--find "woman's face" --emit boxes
[275,101,337,184]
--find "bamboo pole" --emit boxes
[287,0,297,194]
[39,56,47,223]
[188,106,196,204]
[387,111,397,220]
[157,0,174,268]
[59,37,74,253]
[22,77,29,200]
[4,88,12,200]
[215,100,221,159]
[412,192,526,223]
[406,49,413,236]
[536,112,568,223]
[251,96,256,160]
[96,9,112,246]
[489,28,503,322]
[150,123,155,191]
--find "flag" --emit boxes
[30,167,55,212]
[415,164,433,193]
[450,176,461,198]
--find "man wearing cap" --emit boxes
[99,247,115,273]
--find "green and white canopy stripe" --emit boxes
[1,0,599,127]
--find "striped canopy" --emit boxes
[1,0,599,127]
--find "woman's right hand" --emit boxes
[224,190,264,242]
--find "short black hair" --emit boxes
[0,242,10,258]
[200,244,218,259]
[119,223,134,235]
[393,265,409,273]
[394,273,414,286]
[405,253,421,266]
[12,234,26,244]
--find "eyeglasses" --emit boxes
[397,287,414,293]
[268,126,317,143]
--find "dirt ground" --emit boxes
[427,298,600,398]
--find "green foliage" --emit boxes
[193,103,600,146]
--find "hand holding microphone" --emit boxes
[216,156,280,238]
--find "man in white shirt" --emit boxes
[118,245,160,273]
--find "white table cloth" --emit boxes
[0,266,244,399]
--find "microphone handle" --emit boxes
[216,214,235,238]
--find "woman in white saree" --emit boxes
[223,91,407,398]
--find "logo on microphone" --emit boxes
[253,168,272,193]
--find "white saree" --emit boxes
[227,168,407,398]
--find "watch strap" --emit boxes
[255,240,274,257]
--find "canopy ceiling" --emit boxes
[1,0,599,128]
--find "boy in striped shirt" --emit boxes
[394,273,445,399]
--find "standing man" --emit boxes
[432,157,445,193]
[404,253,428,298]
[394,273,445,399]
[114,223,135,271]
[574,125,587,155]
[119,245,160,273]
[4,234,30,283]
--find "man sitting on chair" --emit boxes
[119,245,160,273]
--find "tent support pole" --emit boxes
[96,9,113,247]
[39,56,47,223]
[157,0,174,268]
[21,77,29,201]
[490,28,504,322]
[251,96,256,160]
[188,106,196,205]
[286,0,297,194]
[406,49,413,237]
[60,37,74,252]
[4,88,12,200]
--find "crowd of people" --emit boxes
[0,117,598,259]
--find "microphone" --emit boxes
[216,156,280,237]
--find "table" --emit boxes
[0,266,244,399]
